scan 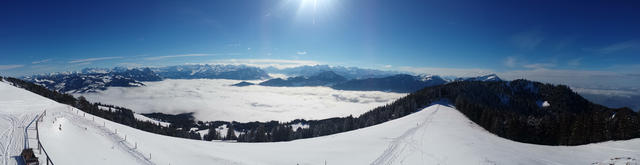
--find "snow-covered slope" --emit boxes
[2,81,640,164]
[0,82,58,165]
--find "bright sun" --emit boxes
[295,0,335,24]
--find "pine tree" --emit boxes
[226,124,237,140]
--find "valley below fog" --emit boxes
[76,79,406,122]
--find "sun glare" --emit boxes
[295,0,336,24]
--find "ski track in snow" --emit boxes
[0,113,37,165]
[372,105,441,165]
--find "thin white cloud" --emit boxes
[0,65,24,70]
[144,54,214,60]
[504,56,517,67]
[383,65,392,68]
[568,58,582,66]
[208,59,321,69]
[31,59,51,64]
[503,56,557,69]
[511,30,545,50]
[572,87,640,98]
[296,51,307,55]
[597,40,640,54]
[523,63,555,69]
[68,56,123,63]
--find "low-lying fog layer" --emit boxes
[78,79,406,122]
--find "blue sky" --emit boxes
[1,0,640,89]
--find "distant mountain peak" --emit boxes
[309,71,347,81]
[456,74,502,82]
[259,70,347,87]
[416,74,445,82]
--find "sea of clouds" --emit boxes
[78,79,406,122]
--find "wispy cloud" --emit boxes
[0,64,24,70]
[296,51,307,55]
[504,56,517,67]
[383,65,392,68]
[511,30,544,50]
[597,40,640,54]
[144,54,214,60]
[572,87,640,98]
[503,56,556,69]
[568,58,582,66]
[209,59,320,69]
[31,59,51,64]
[523,63,556,69]
[68,56,123,63]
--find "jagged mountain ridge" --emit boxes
[25,68,161,93]
[264,64,399,79]
[24,64,505,94]
[259,71,347,87]
[258,71,501,93]
[152,64,270,80]
[331,74,448,93]
[24,64,270,93]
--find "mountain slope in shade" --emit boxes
[331,74,447,93]
[259,71,347,87]
[264,64,398,79]
[1,81,637,164]
[231,81,255,87]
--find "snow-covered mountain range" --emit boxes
[23,64,504,94]
[259,71,348,87]
[152,64,270,80]
[23,65,269,93]
[264,64,399,79]
[259,71,500,93]
[331,74,448,93]
[24,68,161,93]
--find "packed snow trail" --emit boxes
[372,105,441,165]
[0,107,40,164]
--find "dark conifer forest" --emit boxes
[2,76,639,145]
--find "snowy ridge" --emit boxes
[133,114,170,127]
[0,82,58,165]
[2,82,640,164]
